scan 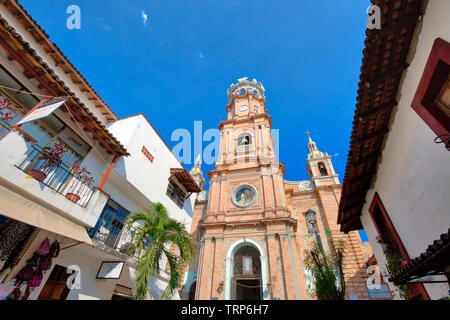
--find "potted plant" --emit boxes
[0,95,23,126]
[375,236,411,299]
[65,161,93,204]
[30,143,66,182]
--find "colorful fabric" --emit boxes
[0,221,33,260]
[37,238,50,255]
[0,283,13,300]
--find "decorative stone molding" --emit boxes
[298,180,314,192]
[227,77,265,102]
[197,190,208,201]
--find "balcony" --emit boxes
[16,144,94,208]
[0,130,108,228]
[236,144,254,153]
[89,204,151,261]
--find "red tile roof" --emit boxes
[337,0,424,233]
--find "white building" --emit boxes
[338,0,450,300]
[0,0,199,300]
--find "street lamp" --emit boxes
[305,210,324,255]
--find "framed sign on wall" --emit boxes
[96,261,125,280]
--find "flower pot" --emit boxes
[66,193,80,203]
[30,169,47,182]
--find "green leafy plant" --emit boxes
[376,236,411,299]
[304,239,346,300]
[125,202,195,300]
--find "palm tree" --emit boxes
[125,202,195,300]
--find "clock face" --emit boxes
[239,105,249,111]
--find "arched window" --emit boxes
[318,162,328,176]
[254,105,259,114]
[238,134,252,146]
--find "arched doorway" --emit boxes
[225,239,268,300]
[231,245,262,300]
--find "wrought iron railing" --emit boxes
[236,144,254,153]
[15,145,94,208]
[90,222,150,259]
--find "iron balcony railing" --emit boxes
[90,221,151,259]
[15,145,94,208]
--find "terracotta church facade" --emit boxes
[185,78,372,300]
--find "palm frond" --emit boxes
[134,244,161,300]
[127,202,195,300]
[160,249,182,299]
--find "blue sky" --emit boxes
[20,0,370,238]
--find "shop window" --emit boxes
[166,179,186,208]
[37,265,71,300]
[318,162,328,176]
[411,38,450,139]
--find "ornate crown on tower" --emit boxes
[227,77,265,102]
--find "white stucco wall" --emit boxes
[107,115,194,230]
[360,0,450,300]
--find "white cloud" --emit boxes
[199,52,204,59]
[334,153,339,157]
[141,10,148,26]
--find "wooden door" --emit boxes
[37,265,71,300]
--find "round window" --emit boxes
[231,184,257,208]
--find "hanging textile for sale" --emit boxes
[0,220,33,260]
[11,238,61,299]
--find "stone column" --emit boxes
[198,237,214,299]
[265,234,285,299]
[278,234,299,300]
[262,174,275,216]
[255,125,261,157]
[210,236,225,299]
[218,130,224,164]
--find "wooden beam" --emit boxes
[0,36,122,157]
[97,154,119,189]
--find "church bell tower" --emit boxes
[193,77,301,301]
[188,78,372,301]
[305,132,340,187]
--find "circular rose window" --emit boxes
[231,184,257,208]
